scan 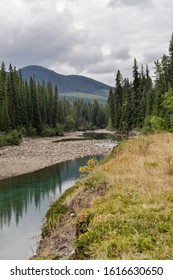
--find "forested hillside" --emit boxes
[20,65,110,103]
[0,64,108,144]
[108,34,173,133]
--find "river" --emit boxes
[0,154,107,260]
[0,133,117,260]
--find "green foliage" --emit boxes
[75,186,173,260]
[0,133,6,147]
[55,123,64,136]
[141,116,153,134]
[42,182,80,238]
[26,125,37,137]
[0,130,22,147]
[0,63,108,136]
[150,116,166,131]
[41,125,56,137]
[107,34,173,134]
[64,115,75,131]
[6,130,22,145]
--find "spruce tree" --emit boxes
[168,33,173,87]
[29,76,41,133]
[0,62,10,131]
[132,58,140,128]
[107,88,115,128]
[114,70,123,130]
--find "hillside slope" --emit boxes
[20,65,111,103]
[35,133,173,260]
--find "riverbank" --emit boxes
[0,131,114,180]
[35,132,173,260]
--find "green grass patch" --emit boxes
[42,182,81,238]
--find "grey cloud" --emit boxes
[111,47,131,61]
[0,0,173,85]
[143,50,165,65]
[0,2,89,67]
[87,61,116,75]
[63,44,103,72]
[108,0,152,7]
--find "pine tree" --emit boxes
[107,88,115,128]
[168,33,173,87]
[120,78,133,131]
[7,64,22,129]
[114,70,123,130]
[53,85,59,127]
[29,76,41,133]
[132,58,140,128]
[0,62,10,131]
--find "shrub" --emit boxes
[79,158,97,174]
[41,125,56,137]
[55,124,64,136]
[6,130,22,145]
[64,115,75,131]
[26,125,37,137]
[150,116,166,131]
[0,133,7,147]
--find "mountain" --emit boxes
[20,65,111,103]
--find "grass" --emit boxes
[41,182,81,238]
[40,132,173,260]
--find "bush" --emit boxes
[0,133,7,147]
[19,126,27,136]
[41,125,56,137]
[55,124,64,136]
[26,125,37,137]
[64,115,75,131]
[150,116,166,131]
[6,130,22,145]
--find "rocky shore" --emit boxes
[0,131,114,180]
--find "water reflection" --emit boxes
[0,155,103,259]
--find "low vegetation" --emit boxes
[39,133,173,260]
[0,130,22,147]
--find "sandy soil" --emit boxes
[0,131,114,180]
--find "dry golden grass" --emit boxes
[39,132,173,260]
[74,133,173,259]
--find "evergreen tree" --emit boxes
[120,78,133,131]
[132,58,140,128]
[114,70,123,130]
[0,62,10,131]
[29,76,41,133]
[7,64,22,129]
[168,33,173,87]
[107,88,115,128]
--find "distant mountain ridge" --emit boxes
[20,65,111,103]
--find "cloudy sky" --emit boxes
[0,0,173,85]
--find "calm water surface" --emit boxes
[0,155,104,260]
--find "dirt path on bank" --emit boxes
[0,131,114,180]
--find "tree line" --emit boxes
[108,33,173,133]
[0,63,108,139]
